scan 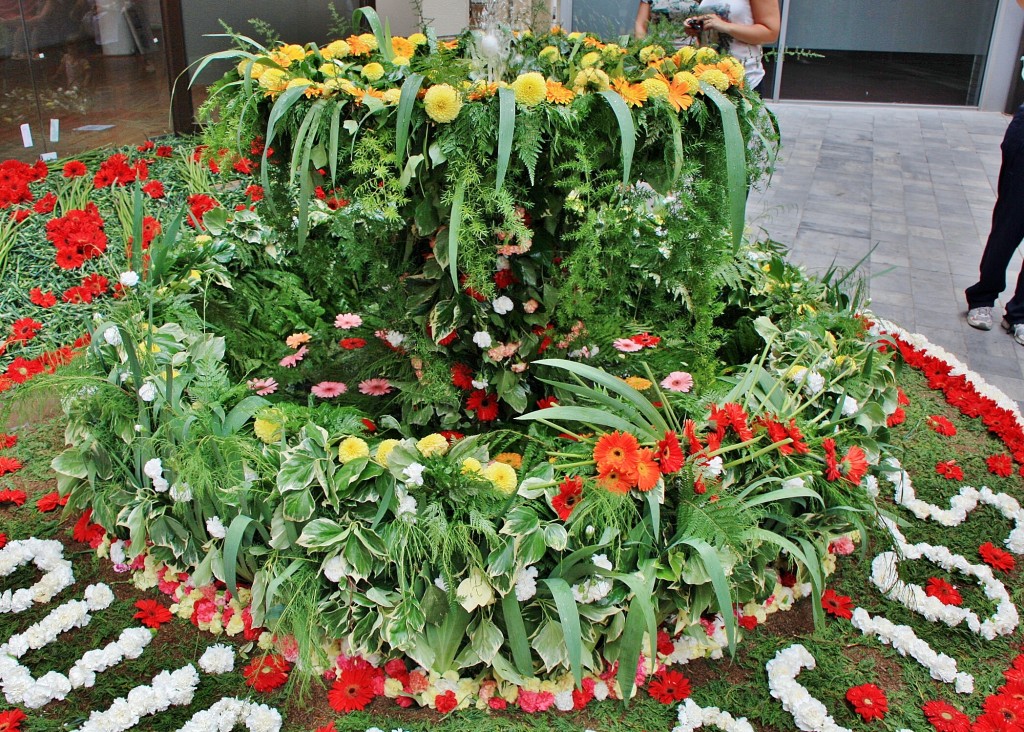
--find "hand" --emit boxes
[689,13,725,33]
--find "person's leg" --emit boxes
[965,106,1024,315]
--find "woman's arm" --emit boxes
[634,1,652,38]
[695,0,780,45]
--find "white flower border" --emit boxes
[73,663,200,732]
[672,698,756,732]
[174,696,282,732]
[766,644,851,732]
[0,538,74,614]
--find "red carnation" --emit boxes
[987,454,1015,478]
[327,664,376,712]
[434,689,458,714]
[922,700,970,732]
[133,599,173,628]
[846,683,887,721]
[0,488,26,506]
[242,654,291,693]
[339,337,366,350]
[0,532,6,549]
[821,588,853,619]
[924,577,962,606]
[647,669,691,704]
[552,476,583,520]
[980,542,1015,572]
[926,415,957,436]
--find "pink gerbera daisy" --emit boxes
[312,381,347,398]
[334,312,363,329]
[660,371,694,393]
[613,338,643,353]
[247,377,278,395]
[358,378,393,396]
[279,345,308,368]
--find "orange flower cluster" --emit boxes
[592,430,682,493]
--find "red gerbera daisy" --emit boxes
[242,654,291,693]
[0,532,6,549]
[887,407,907,427]
[0,456,23,476]
[592,430,641,473]
[451,362,474,391]
[630,332,661,348]
[821,588,853,619]
[133,599,173,628]
[656,430,684,474]
[327,664,376,712]
[647,669,691,704]
[36,491,67,512]
[632,448,661,492]
[982,693,1024,727]
[596,464,633,494]
[987,454,1015,478]
[338,337,366,350]
[0,489,27,506]
[0,708,27,732]
[29,287,56,307]
[72,508,105,547]
[846,683,887,721]
[922,700,970,732]
[924,577,963,606]
[935,460,964,481]
[926,415,957,436]
[980,542,1016,572]
[465,389,499,421]
[9,317,42,343]
[552,476,583,520]
[62,160,87,177]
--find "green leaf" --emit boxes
[615,595,647,703]
[261,84,311,194]
[517,405,655,441]
[221,396,270,436]
[501,592,535,676]
[542,578,583,687]
[395,73,425,162]
[223,515,257,600]
[701,85,747,252]
[471,615,504,665]
[446,179,467,290]
[354,6,394,63]
[597,90,636,184]
[677,538,737,653]
[495,87,516,192]
[296,518,348,549]
[399,154,425,189]
[282,488,316,522]
[328,103,342,183]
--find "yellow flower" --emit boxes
[408,32,427,46]
[580,51,602,68]
[673,71,700,94]
[539,45,560,63]
[602,43,625,59]
[567,31,584,41]
[482,462,517,494]
[697,68,730,92]
[423,84,462,123]
[641,78,670,100]
[375,438,401,467]
[321,39,351,59]
[236,58,260,79]
[639,44,666,64]
[623,376,653,390]
[676,46,698,65]
[493,452,523,469]
[338,436,370,464]
[572,67,610,93]
[695,46,719,63]
[362,62,385,81]
[285,332,310,349]
[359,33,378,51]
[612,77,648,108]
[461,458,483,475]
[546,79,575,104]
[511,72,547,106]
[381,88,402,105]
[257,68,289,95]
[253,408,286,444]
[392,55,411,66]
[416,433,450,457]
[286,78,320,97]
[319,62,341,78]
[392,37,415,58]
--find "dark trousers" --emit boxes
[966,105,1024,323]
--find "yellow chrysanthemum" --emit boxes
[493,452,523,469]
[362,62,384,81]
[482,462,518,494]
[695,46,719,63]
[546,79,575,104]
[271,44,305,67]
[392,37,415,58]
[697,68,730,92]
[639,44,666,64]
[319,62,342,78]
[673,71,700,94]
[375,438,401,467]
[573,67,610,93]
[580,51,602,68]
[676,46,698,65]
[612,77,647,108]
[641,78,670,100]
[236,58,263,79]
[359,33,378,51]
[286,77,320,97]
[623,376,653,390]
[392,55,411,66]
[539,45,561,63]
[423,84,462,123]
[338,436,370,464]
[416,433,450,457]
[603,43,625,59]
[717,59,745,88]
[567,31,584,41]
[461,457,483,475]
[381,88,402,105]
[253,408,285,444]
[321,39,351,59]
[408,32,427,46]
[257,68,289,95]
[511,72,547,106]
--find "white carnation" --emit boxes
[473,331,492,349]
[492,296,514,315]
[198,644,235,675]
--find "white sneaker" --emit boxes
[967,307,994,330]
[1002,318,1024,346]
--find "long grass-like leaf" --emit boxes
[597,91,635,183]
[354,7,394,63]
[501,593,535,677]
[289,100,325,186]
[446,179,466,289]
[542,578,583,687]
[517,405,653,439]
[741,486,823,510]
[701,85,746,252]
[260,84,310,196]
[395,74,425,163]
[616,597,646,703]
[328,103,342,183]
[495,87,516,192]
[677,538,736,653]
[537,377,650,429]
[223,515,256,599]
[796,536,825,629]
[667,109,684,184]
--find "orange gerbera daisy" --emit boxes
[593,430,641,472]
[546,79,575,104]
[632,449,661,491]
[345,35,371,56]
[468,81,499,101]
[597,465,633,494]
[668,81,694,112]
[583,36,605,49]
[716,60,744,88]
[612,77,647,108]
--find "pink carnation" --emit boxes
[279,345,307,368]
[334,312,363,329]
[660,371,694,393]
[358,378,393,396]
[828,536,855,555]
[518,689,555,713]
[613,338,643,353]
[311,381,347,398]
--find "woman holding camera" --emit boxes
[635,0,780,91]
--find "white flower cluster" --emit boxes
[872,517,1018,640]
[514,565,538,602]
[673,697,755,732]
[174,697,282,732]
[850,608,973,692]
[74,664,200,732]
[198,644,235,675]
[0,538,74,614]
[68,628,153,690]
[766,644,851,732]
[882,458,1024,553]
[571,554,612,604]
[144,457,169,492]
[0,583,115,708]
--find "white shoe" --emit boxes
[967,307,993,330]
[1002,318,1024,346]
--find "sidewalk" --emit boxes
[746,102,1024,408]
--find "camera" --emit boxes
[686,18,705,31]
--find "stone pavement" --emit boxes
[746,102,1024,408]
